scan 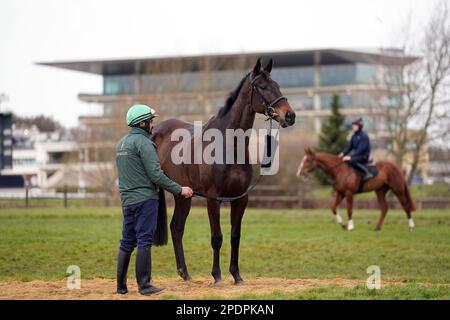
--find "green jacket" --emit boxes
[115,127,182,206]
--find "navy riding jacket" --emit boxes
[341,129,371,162]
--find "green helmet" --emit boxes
[126,104,158,126]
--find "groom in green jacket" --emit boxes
[115,104,193,295]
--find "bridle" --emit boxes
[249,73,288,119]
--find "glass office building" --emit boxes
[40,48,417,140]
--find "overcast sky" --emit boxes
[0,0,443,127]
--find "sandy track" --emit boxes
[0,277,387,300]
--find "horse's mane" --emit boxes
[217,73,250,118]
[315,152,342,166]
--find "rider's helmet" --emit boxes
[126,104,158,127]
[351,118,364,129]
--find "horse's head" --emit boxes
[249,59,296,128]
[296,147,318,178]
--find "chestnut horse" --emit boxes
[152,59,296,284]
[297,148,416,231]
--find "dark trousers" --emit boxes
[349,155,369,176]
[120,198,159,253]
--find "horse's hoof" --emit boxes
[409,227,414,233]
[213,278,223,285]
[177,268,192,281]
[234,277,244,285]
[375,228,381,231]
[341,224,348,230]
[183,274,192,281]
[213,275,222,284]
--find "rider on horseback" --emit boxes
[339,118,373,181]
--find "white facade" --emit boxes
[0,125,77,189]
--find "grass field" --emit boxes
[309,183,450,200]
[0,206,449,299]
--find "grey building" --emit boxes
[40,48,417,147]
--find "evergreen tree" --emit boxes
[314,94,348,184]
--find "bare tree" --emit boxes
[376,0,450,184]
[69,114,124,206]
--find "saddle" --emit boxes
[365,163,379,176]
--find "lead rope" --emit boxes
[192,116,276,202]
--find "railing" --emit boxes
[1,185,448,209]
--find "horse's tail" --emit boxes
[153,188,168,246]
[403,182,416,212]
[386,162,416,212]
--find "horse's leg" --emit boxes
[406,210,414,232]
[375,187,389,231]
[170,196,192,281]
[229,195,248,285]
[207,199,222,283]
[331,192,344,227]
[345,192,354,231]
[390,187,415,232]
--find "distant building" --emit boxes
[39,48,426,186]
[40,48,418,140]
[0,124,77,190]
[428,147,450,184]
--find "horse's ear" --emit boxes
[252,58,261,76]
[263,59,273,73]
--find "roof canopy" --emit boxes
[38,48,419,76]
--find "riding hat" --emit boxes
[126,104,158,126]
[351,118,364,128]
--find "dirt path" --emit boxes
[0,277,401,300]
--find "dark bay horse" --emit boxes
[297,148,416,231]
[152,59,296,284]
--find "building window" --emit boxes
[104,76,134,95]
[13,158,36,166]
[320,93,376,109]
[272,66,315,88]
[320,94,352,109]
[386,95,401,108]
[320,64,356,86]
[287,94,314,110]
[356,64,376,83]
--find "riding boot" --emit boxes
[357,163,373,181]
[116,249,132,294]
[135,247,164,295]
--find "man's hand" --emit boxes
[342,155,351,162]
[338,153,344,158]
[180,187,194,198]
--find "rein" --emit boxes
[305,156,348,186]
[193,74,284,203]
[316,159,352,189]
[193,175,264,202]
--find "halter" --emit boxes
[249,73,288,119]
